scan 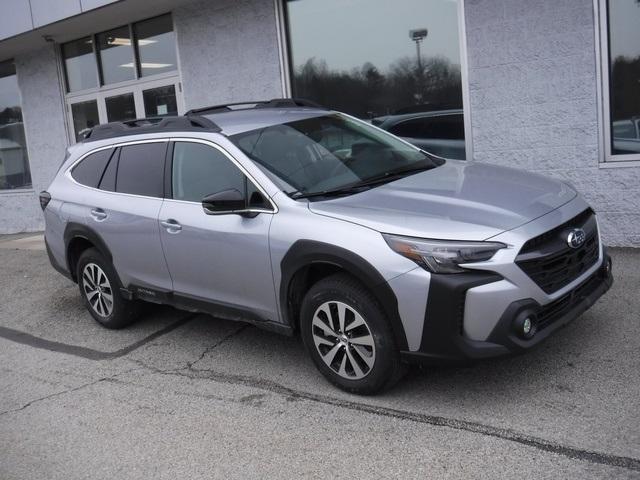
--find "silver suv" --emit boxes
[41,99,613,394]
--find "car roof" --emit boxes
[374,108,463,127]
[79,99,334,143]
[202,107,333,136]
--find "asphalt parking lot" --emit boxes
[0,234,639,479]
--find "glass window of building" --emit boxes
[62,37,99,92]
[97,26,136,85]
[70,100,99,142]
[0,59,31,190]
[134,14,178,77]
[284,0,466,158]
[105,93,137,122]
[62,14,182,144]
[605,0,640,157]
[143,85,178,117]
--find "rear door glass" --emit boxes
[115,142,167,197]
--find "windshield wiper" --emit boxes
[291,162,435,200]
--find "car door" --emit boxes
[158,139,278,322]
[78,140,173,291]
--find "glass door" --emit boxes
[66,77,183,143]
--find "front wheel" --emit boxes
[300,274,406,394]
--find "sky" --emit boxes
[286,0,462,73]
[608,0,640,60]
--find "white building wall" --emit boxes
[464,0,640,246]
[173,0,283,110]
[0,45,68,234]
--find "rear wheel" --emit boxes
[300,274,405,394]
[76,248,139,329]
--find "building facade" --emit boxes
[0,0,638,245]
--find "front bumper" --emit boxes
[400,252,613,365]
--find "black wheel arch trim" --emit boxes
[280,240,409,351]
[63,222,115,282]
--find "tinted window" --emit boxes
[71,148,114,187]
[172,142,244,202]
[116,143,166,197]
[389,114,464,140]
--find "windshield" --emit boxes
[229,113,443,198]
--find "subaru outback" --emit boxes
[41,99,613,394]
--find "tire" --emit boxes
[76,248,139,329]
[300,273,406,395]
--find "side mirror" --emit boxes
[202,189,246,214]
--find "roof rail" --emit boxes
[82,115,221,142]
[185,98,324,116]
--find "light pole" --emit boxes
[409,28,428,71]
[409,29,428,103]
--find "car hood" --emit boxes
[308,160,577,240]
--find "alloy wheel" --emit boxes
[311,301,376,380]
[82,263,114,317]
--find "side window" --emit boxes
[116,142,166,197]
[71,148,114,188]
[172,142,245,202]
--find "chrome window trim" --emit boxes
[168,137,278,214]
[65,137,279,213]
[594,0,640,163]
[65,139,169,201]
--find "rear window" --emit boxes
[115,142,166,197]
[71,148,114,188]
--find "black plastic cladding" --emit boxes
[82,115,221,142]
[280,240,409,351]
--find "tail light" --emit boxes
[39,191,51,211]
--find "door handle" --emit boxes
[90,208,107,221]
[160,219,182,234]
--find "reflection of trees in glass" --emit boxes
[292,55,462,119]
[0,107,23,124]
[610,55,640,121]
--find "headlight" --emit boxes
[382,234,507,274]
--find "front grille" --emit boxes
[535,269,603,331]
[516,209,599,294]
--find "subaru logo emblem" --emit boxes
[567,228,586,249]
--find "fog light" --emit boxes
[603,258,612,276]
[513,312,537,340]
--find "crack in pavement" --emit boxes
[186,325,248,369]
[2,320,638,473]
[139,366,639,473]
[0,367,143,417]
